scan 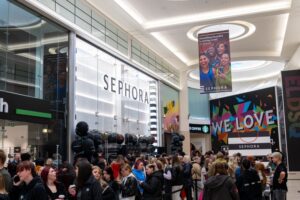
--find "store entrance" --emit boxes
[0,119,50,160]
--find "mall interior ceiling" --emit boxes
[87,0,300,97]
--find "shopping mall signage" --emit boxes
[210,87,279,152]
[189,124,210,134]
[0,91,51,123]
[103,74,149,104]
[211,110,275,133]
[0,98,9,113]
[282,70,300,171]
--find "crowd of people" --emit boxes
[0,148,288,200]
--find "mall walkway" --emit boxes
[287,179,300,199]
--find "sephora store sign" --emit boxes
[75,38,158,138]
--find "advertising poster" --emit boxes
[282,70,300,171]
[210,87,279,155]
[160,83,180,133]
[198,30,232,93]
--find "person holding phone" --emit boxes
[10,161,48,200]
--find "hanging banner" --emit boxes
[198,30,232,94]
[210,87,279,154]
[282,70,300,171]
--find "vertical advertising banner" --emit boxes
[282,70,300,171]
[198,30,232,94]
[210,87,279,155]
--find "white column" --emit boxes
[179,70,190,155]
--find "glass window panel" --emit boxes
[56,4,75,23]
[39,0,55,10]
[118,37,128,49]
[75,0,91,15]
[105,21,118,34]
[92,11,105,26]
[56,0,74,12]
[92,19,105,32]
[75,16,91,32]
[76,7,91,24]
[118,30,128,42]
[106,29,118,41]
[117,45,128,56]
[92,27,105,42]
[106,36,118,49]
[0,0,69,160]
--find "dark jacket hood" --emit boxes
[205,175,230,189]
[25,176,43,191]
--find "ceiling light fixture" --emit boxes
[187,21,255,42]
[151,32,189,65]
[114,0,145,24]
[143,1,291,29]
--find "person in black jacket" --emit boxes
[101,181,115,200]
[203,162,239,200]
[236,159,262,200]
[69,158,102,200]
[140,164,163,200]
[10,161,48,200]
[119,163,138,200]
[182,155,193,200]
[103,167,119,200]
[171,155,184,200]
[41,166,68,199]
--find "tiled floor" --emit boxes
[287,179,300,199]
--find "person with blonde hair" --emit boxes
[271,152,288,200]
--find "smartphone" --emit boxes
[219,67,224,74]
[13,175,20,183]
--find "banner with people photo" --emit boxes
[198,30,232,93]
[282,70,300,171]
[210,87,279,154]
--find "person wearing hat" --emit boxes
[271,152,288,200]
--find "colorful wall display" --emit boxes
[210,87,279,154]
[160,83,180,133]
[198,30,232,93]
[282,70,300,171]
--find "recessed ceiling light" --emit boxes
[114,0,291,29]
[151,32,190,65]
[231,60,271,71]
[187,21,255,42]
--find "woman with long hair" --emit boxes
[171,155,184,200]
[199,54,216,91]
[68,159,102,200]
[41,166,67,199]
[103,167,119,200]
[132,159,145,197]
[0,173,9,200]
